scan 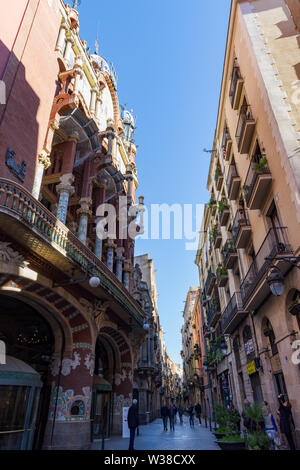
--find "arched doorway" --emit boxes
[0,294,55,449]
[91,335,116,440]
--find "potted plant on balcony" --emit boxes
[254,156,268,173]
[215,167,222,183]
[217,264,228,286]
[208,198,217,215]
[218,198,229,215]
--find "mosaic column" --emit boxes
[106,119,115,156]
[94,180,107,261]
[56,174,75,225]
[123,260,132,290]
[32,150,51,199]
[95,94,102,125]
[55,23,68,54]
[106,239,116,272]
[89,88,97,116]
[77,198,92,245]
[64,35,74,68]
[115,247,124,282]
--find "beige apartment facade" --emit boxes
[195,0,300,447]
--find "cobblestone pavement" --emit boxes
[91,415,220,451]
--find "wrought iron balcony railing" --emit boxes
[243,156,272,210]
[232,208,252,249]
[235,104,255,154]
[220,292,246,334]
[206,298,221,327]
[222,239,238,269]
[226,164,241,200]
[204,268,216,295]
[240,227,292,304]
[229,63,242,107]
[0,178,145,323]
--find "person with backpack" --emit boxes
[169,403,176,431]
[195,403,202,425]
[161,403,169,431]
[187,404,195,428]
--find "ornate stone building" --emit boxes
[195,0,300,446]
[0,0,149,450]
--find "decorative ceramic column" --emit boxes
[32,150,51,199]
[73,56,83,93]
[95,94,102,124]
[123,260,132,290]
[106,119,115,156]
[89,88,97,116]
[64,35,74,68]
[56,174,75,224]
[125,164,134,205]
[55,23,68,54]
[77,198,92,245]
[94,180,107,261]
[106,239,116,272]
[115,247,124,282]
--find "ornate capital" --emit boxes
[38,150,51,169]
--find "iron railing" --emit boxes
[0,178,145,323]
[229,63,242,106]
[226,164,239,194]
[240,227,292,303]
[204,268,216,294]
[232,208,251,247]
[206,298,221,326]
[222,239,237,266]
[220,292,243,332]
[235,104,253,149]
[243,156,271,206]
[221,126,231,150]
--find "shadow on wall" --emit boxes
[0,40,40,190]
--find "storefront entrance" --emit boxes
[91,377,112,440]
[0,294,54,449]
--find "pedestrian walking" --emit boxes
[161,403,169,431]
[195,403,202,425]
[178,405,184,424]
[127,399,139,451]
[187,404,195,428]
[277,394,296,450]
[262,401,279,450]
[169,404,176,431]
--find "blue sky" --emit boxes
[78,0,231,364]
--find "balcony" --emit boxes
[215,168,223,191]
[222,240,238,269]
[235,105,255,154]
[240,227,293,310]
[229,62,244,110]
[205,268,216,295]
[221,127,232,161]
[218,199,230,226]
[232,208,252,249]
[0,178,145,325]
[226,164,241,200]
[211,226,222,248]
[220,292,248,334]
[206,298,221,327]
[216,265,228,287]
[243,156,272,210]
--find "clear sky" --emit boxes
[78,0,231,365]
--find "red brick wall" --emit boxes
[0,0,62,191]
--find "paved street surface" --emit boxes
[91,415,220,451]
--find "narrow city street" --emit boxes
[91,415,219,451]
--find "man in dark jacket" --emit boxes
[161,403,169,431]
[128,399,139,451]
[195,403,202,425]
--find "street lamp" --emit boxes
[266,266,285,296]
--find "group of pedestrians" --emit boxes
[161,402,202,430]
[241,395,296,450]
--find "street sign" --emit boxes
[122,406,130,438]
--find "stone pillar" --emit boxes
[56,174,75,225]
[73,56,83,94]
[64,35,74,68]
[89,88,97,116]
[125,164,134,205]
[106,239,116,272]
[123,260,132,290]
[77,198,92,245]
[106,119,115,156]
[32,150,51,199]
[55,23,68,54]
[115,247,124,282]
